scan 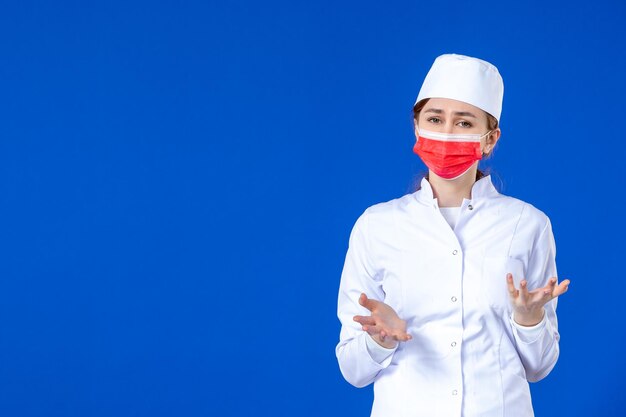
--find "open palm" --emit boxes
[353,293,412,349]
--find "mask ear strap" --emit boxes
[481,130,495,156]
[481,130,493,158]
[481,130,493,139]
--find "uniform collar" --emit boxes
[415,175,499,205]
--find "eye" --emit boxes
[427,117,442,124]
[457,120,472,128]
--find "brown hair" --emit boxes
[412,99,499,181]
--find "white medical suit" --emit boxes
[336,176,561,417]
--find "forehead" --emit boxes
[423,98,486,117]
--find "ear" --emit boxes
[484,128,501,156]
[413,119,419,138]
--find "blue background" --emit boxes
[1,1,624,416]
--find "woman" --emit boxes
[336,54,570,417]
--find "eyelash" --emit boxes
[426,117,473,128]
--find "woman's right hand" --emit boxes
[353,293,412,349]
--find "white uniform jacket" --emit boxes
[336,176,560,417]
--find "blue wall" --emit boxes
[1,1,624,415]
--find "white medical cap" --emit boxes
[415,54,504,121]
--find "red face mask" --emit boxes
[413,127,490,180]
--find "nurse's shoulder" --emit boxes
[350,192,421,239]
[493,191,553,235]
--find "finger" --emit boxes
[358,293,378,312]
[388,327,412,342]
[398,332,412,342]
[361,324,381,335]
[543,277,558,298]
[353,315,376,327]
[358,293,367,307]
[519,280,529,302]
[393,332,412,342]
[506,273,518,297]
[552,279,570,297]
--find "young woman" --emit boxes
[336,54,570,417]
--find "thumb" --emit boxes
[358,293,377,312]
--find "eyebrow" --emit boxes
[423,108,478,118]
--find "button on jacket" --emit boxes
[336,176,561,417]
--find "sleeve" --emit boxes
[511,217,561,382]
[365,333,396,363]
[335,212,397,388]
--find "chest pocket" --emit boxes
[481,256,526,315]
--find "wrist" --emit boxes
[513,308,545,327]
[371,334,398,349]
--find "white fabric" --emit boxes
[365,334,397,363]
[415,54,504,121]
[417,127,485,143]
[510,311,548,342]
[439,206,461,229]
[336,176,560,417]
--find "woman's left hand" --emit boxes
[507,273,570,327]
